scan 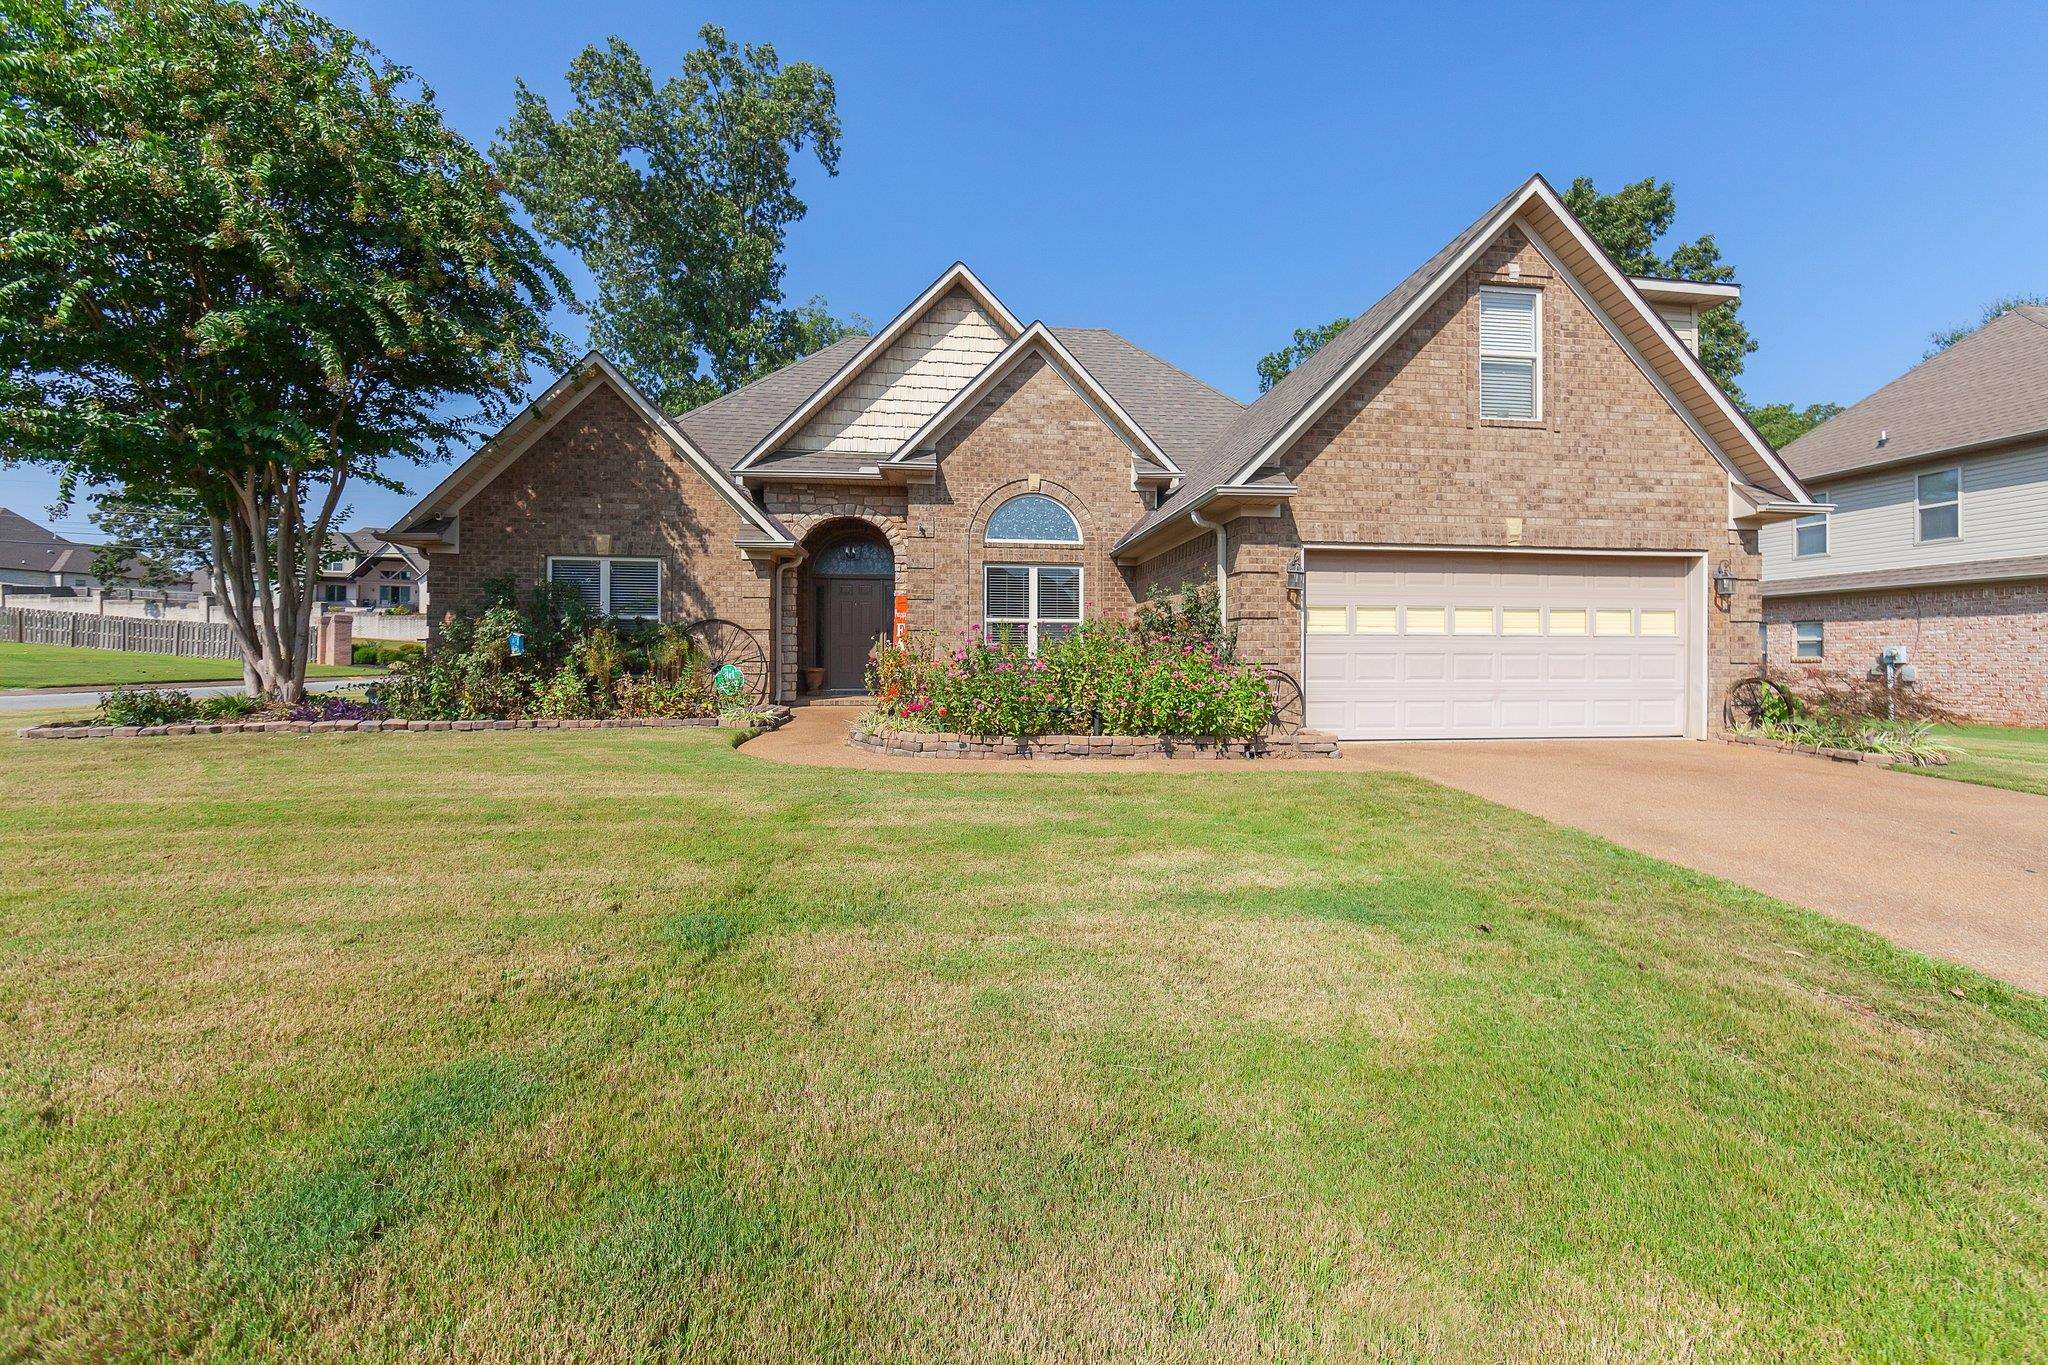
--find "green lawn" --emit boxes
[0,640,379,690]
[1910,724,2048,798]
[1,730,2043,1360]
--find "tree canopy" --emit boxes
[1559,176,1754,402]
[0,0,564,697]
[494,27,856,414]
[1255,317,1351,393]
[1746,401,1843,452]
[1926,292,2047,357]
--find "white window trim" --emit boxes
[1794,489,1830,558]
[1478,285,1542,423]
[1914,466,1962,544]
[984,493,1084,547]
[546,555,664,620]
[983,563,1083,654]
[1794,619,1825,660]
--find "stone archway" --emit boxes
[798,521,896,695]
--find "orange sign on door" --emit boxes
[893,593,909,643]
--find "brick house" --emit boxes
[1759,306,2048,725]
[387,175,1816,740]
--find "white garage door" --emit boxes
[1304,552,1696,740]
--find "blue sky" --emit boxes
[9,0,2046,538]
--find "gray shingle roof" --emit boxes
[672,338,869,472]
[1782,306,2048,482]
[1763,552,2048,598]
[1117,182,1527,548]
[0,507,97,576]
[1048,327,1244,471]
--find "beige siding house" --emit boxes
[390,175,1817,739]
[1761,307,2048,724]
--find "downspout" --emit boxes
[1189,508,1226,627]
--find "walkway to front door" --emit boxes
[804,525,894,694]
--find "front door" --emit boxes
[816,576,892,692]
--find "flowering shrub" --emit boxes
[866,622,1272,740]
[287,695,380,723]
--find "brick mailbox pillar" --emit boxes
[314,612,353,666]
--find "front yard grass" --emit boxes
[1,728,2043,1359]
[1910,723,2048,797]
[0,640,380,690]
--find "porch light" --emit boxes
[1285,565,1306,594]
[1712,567,1737,601]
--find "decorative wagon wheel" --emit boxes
[677,618,769,707]
[1723,673,1783,731]
[1261,665,1305,739]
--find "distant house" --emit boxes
[315,529,429,611]
[0,507,110,590]
[1760,307,2048,725]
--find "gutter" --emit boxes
[1189,508,1226,626]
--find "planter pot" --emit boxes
[801,667,828,695]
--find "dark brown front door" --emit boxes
[816,576,892,692]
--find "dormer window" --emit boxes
[1479,287,1540,421]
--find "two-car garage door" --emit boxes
[1304,551,1698,740]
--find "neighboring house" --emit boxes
[315,529,429,611]
[388,174,1814,740]
[0,507,106,590]
[1760,307,2048,725]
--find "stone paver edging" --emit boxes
[1723,730,1948,769]
[849,725,1340,761]
[18,708,791,740]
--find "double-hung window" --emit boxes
[984,564,1080,653]
[1479,287,1540,420]
[1916,468,1960,542]
[547,556,662,619]
[1795,489,1829,557]
[1794,620,1824,660]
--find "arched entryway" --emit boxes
[800,523,895,695]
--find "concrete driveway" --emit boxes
[1352,739,2048,995]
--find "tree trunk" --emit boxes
[206,466,349,702]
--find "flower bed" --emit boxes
[1725,730,1949,768]
[1729,677,1952,768]
[849,724,1338,761]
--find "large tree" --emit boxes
[495,27,853,414]
[1254,176,1757,402]
[0,0,563,699]
[1559,176,1753,401]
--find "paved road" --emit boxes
[0,675,364,713]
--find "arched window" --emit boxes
[810,531,894,577]
[985,493,1081,545]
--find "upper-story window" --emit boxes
[1916,468,1960,542]
[1795,490,1829,557]
[1479,287,1541,421]
[985,492,1081,545]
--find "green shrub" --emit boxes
[374,586,719,723]
[375,641,424,667]
[196,693,261,721]
[351,640,381,666]
[97,686,198,726]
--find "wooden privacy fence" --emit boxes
[2,606,240,659]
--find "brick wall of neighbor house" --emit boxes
[1193,224,1763,724]
[1764,580,2048,726]
[428,382,776,647]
